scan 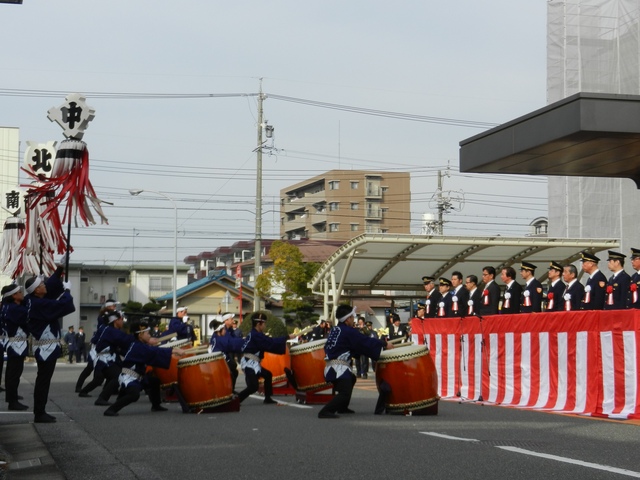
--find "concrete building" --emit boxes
[547,1,640,255]
[280,170,411,241]
[0,126,20,287]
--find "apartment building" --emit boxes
[280,170,411,241]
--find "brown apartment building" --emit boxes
[280,170,411,241]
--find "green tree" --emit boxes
[255,241,320,312]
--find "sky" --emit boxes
[0,1,549,267]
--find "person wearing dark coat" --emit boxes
[25,268,76,423]
[237,312,292,405]
[166,307,197,342]
[500,267,522,314]
[478,266,500,316]
[75,327,87,362]
[630,248,640,309]
[450,271,469,317]
[436,278,453,318]
[604,251,631,310]
[318,305,392,419]
[209,318,244,392]
[465,275,482,316]
[1,284,29,411]
[63,326,77,363]
[104,322,187,417]
[422,276,442,318]
[580,251,607,310]
[546,261,566,312]
[388,313,408,340]
[519,262,543,313]
[561,264,585,311]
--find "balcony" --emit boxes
[365,185,382,199]
[365,208,382,220]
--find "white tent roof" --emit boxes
[309,234,619,302]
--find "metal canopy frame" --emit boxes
[308,234,619,318]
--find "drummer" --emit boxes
[166,307,197,342]
[208,317,243,392]
[317,305,394,419]
[237,312,295,405]
[104,321,188,417]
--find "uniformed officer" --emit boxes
[520,262,543,313]
[580,251,607,310]
[604,250,631,310]
[437,278,453,318]
[630,248,640,309]
[546,261,565,312]
[422,276,441,318]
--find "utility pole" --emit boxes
[254,80,264,312]
[428,166,464,235]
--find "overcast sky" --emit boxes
[1,1,548,267]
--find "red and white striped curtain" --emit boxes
[411,311,640,420]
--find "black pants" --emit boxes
[76,348,86,363]
[97,365,122,402]
[319,373,357,415]
[0,351,4,387]
[108,376,162,414]
[79,364,105,395]
[5,356,25,404]
[355,355,369,376]
[226,356,238,391]
[238,367,272,402]
[76,359,94,392]
[34,358,57,415]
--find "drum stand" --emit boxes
[284,368,335,404]
[175,386,240,414]
[258,376,296,396]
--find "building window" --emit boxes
[150,277,173,291]
[350,202,359,210]
[329,202,339,211]
[117,277,127,283]
[81,277,89,283]
[329,223,339,232]
[350,181,359,189]
[329,180,340,190]
[351,224,359,231]
[381,186,389,193]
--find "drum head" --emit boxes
[178,351,224,367]
[160,338,191,349]
[378,344,428,363]
[290,338,327,355]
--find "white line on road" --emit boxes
[420,432,480,442]
[497,446,640,478]
[249,395,312,409]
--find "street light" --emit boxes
[129,189,178,316]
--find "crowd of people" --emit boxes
[416,249,640,319]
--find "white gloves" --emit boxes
[58,252,69,267]
[63,281,72,291]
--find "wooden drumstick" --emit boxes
[388,337,410,345]
[182,345,209,355]
[156,332,178,343]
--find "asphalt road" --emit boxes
[1,362,639,480]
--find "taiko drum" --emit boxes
[375,344,439,414]
[260,349,291,384]
[177,352,233,409]
[289,339,330,391]
[154,339,192,388]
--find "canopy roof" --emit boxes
[308,234,618,302]
[459,93,640,187]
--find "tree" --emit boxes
[255,241,320,312]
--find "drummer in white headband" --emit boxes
[166,306,196,342]
[208,316,244,393]
[317,304,393,419]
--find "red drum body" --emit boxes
[375,344,439,414]
[154,339,192,388]
[261,349,291,383]
[177,352,233,409]
[290,339,330,391]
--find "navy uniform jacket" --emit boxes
[450,286,469,317]
[167,317,197,342]
[26,272,76,362]
[478,281,500,316]
[119,341,173,389]
[501,282,522,314]
[210,331,244,361]
[547,280,566,312]
[94,325,134,373]
[630,271,640,309]
[424,291,442,318]
[604,270,631,310]
[436,291,453,318]
[1,301,29,358]
[563,281,585,311]
[324,322,386,382]
[521,278,543,313]
[467,288,482,316]
[241,329,287,359]
[582,270,607,310]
